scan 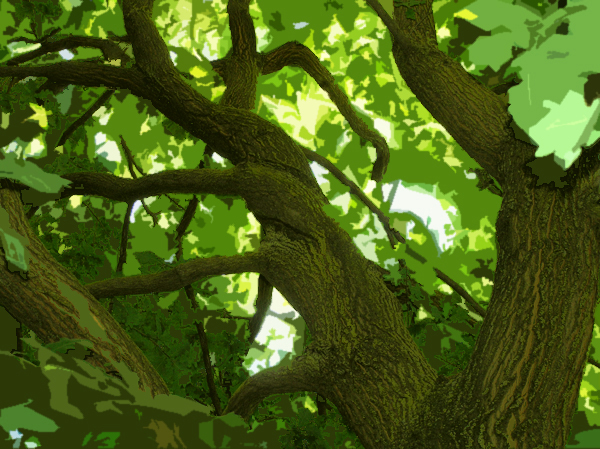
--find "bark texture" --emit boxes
[385,2,600,447]
[0,179,170,397]
[1,1,599,448]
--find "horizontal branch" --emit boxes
[4,34,132,67]
[85,251,266,299]
[0,60,144,93]
[53,168,243,203]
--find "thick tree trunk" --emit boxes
[0,179,170,398]
[359,2,600,445]
[400,147,600,448]
[223,2,600,447]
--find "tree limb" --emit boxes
[84,250,266,299]
[300,144,404,247]
[0,180,170,397]
[214,41,391,182]
[0,60,145,94]
[366,0,512,184]
[223,351,325,421]
[54,168,243,203]
[122,0,177,81]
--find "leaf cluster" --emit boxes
[25,154,119,283]
[383,261,481,377]
[14,0,62,23]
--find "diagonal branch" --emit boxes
[300,145,404,247]
[56,89,116,149]
[0,180,171,397]
[363,0,420,50]
[433,268,487,317]
[301,142,491,319]
[364,0,512,184]
[167,154,225,416]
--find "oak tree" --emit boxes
[1,0,600,448]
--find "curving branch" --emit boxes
[223,350,325,421]
[118,134,186,223]
[212,40,391,183]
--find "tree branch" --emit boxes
[365,0,512,184]
[56,89,116,149]
[363,0,421,50]
[215,41,391,182]
[300,144,404,247]
[4,34,132,67]
[84,251,266,300]
[248,273,274,345]
[0,180,171,397]
[223,351,324,421]
[302,142,492,322]
[433,268,487,317]
[0,60,145,94]
[55,168,243,203]
[122,0,177,81]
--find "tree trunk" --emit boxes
[401,143,600,448]
[0,179,170,398]
[226,2,600,447]
[223,146,600,448]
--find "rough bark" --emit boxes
[383,2,600,447]
[0,179,170,398]
[1,1,599,448]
